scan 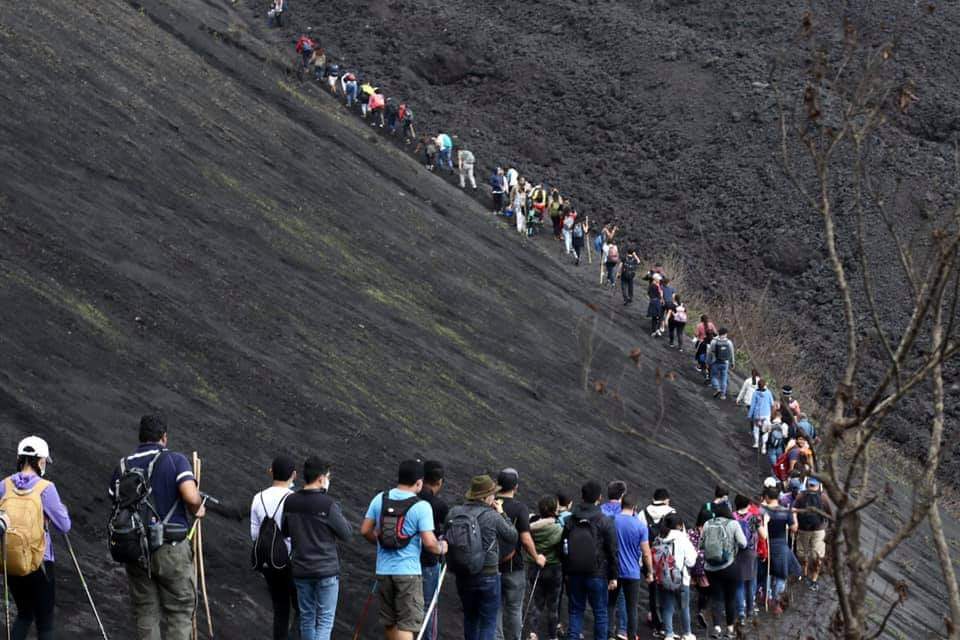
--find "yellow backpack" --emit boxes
[0,477,49,576]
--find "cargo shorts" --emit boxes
[796,529,827,560]
[378,575,425,632]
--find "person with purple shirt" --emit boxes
[0,436,71,640]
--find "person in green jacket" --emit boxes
[524,496,564,640]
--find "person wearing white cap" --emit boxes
[0,436,71,640]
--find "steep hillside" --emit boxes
[0,0,955,638]
[281,0,960,481]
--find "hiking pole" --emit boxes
[351,581,379,640]
[2,528,9,640]
[415,563,447,640]
[187,493,221,542]
[195,457,214,639]
[64,533,110,640]
[521,568,542,629]
[765,552,771,612]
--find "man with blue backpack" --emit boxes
[444,475,518,640]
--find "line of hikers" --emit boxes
[1,414,828,640]
[243,456,831,640]
[291,34,481,193]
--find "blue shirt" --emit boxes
[365,489,434,575]
[109,444,196,528]
[614,513,648,579]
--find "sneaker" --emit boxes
[678,348,684,353]
[697,612,708,629]
[772,601,783,615]
[681,635,698,640]
[761,446,767,455]
[809,580,820,592]
[710,627,723,639]
[721,395,727,400]
[617,634,628,640]
[713,390,722,398]
[752,441,759,449]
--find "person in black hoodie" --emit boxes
[562,480,618,640]
[282,457,353,640]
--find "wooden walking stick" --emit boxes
[196,456,213,638]
[192,452,200,640]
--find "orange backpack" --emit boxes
[0,477,50,576]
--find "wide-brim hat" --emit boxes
[465,475,501,501]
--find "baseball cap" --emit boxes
[806,477,821,489]
[763,476,779,489]
[17,436,52,463]
[497,468,519,491]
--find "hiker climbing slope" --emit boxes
[361,460,446,640]
[445,475,518,640]
[108,414,205,640]
[0,436,71,640]
[250,456,297,640]
[282,457,352,640]
[418,461,449,640]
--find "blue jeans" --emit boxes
[346,82,358,107]
[422,564,441,640]
[438,147,452,171]
[711,361,730,395]
[567,575,607,640]
[294,576,339,640]
[611,590,626,635]
[658,585,691,637]
[456,573,501,640]
[736,578,757,617]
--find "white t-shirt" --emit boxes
[250,485,294,552]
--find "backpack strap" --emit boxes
[270,493,289,521]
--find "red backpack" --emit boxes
[773,451,791,481]
[607,245,620,263]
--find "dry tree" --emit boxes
[775,4,960,639]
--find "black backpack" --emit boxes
[562,514,601,574]
[796,491,825,530]
[713,340,731,363]
[445,504,493,575]
[251,493,290,572]
[108,451,178,569]
[622,257,638,278]
[377,490,420,549]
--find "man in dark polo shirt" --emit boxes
[418,460,448,640]
[110,414,205,640]
[496,468,545,640]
